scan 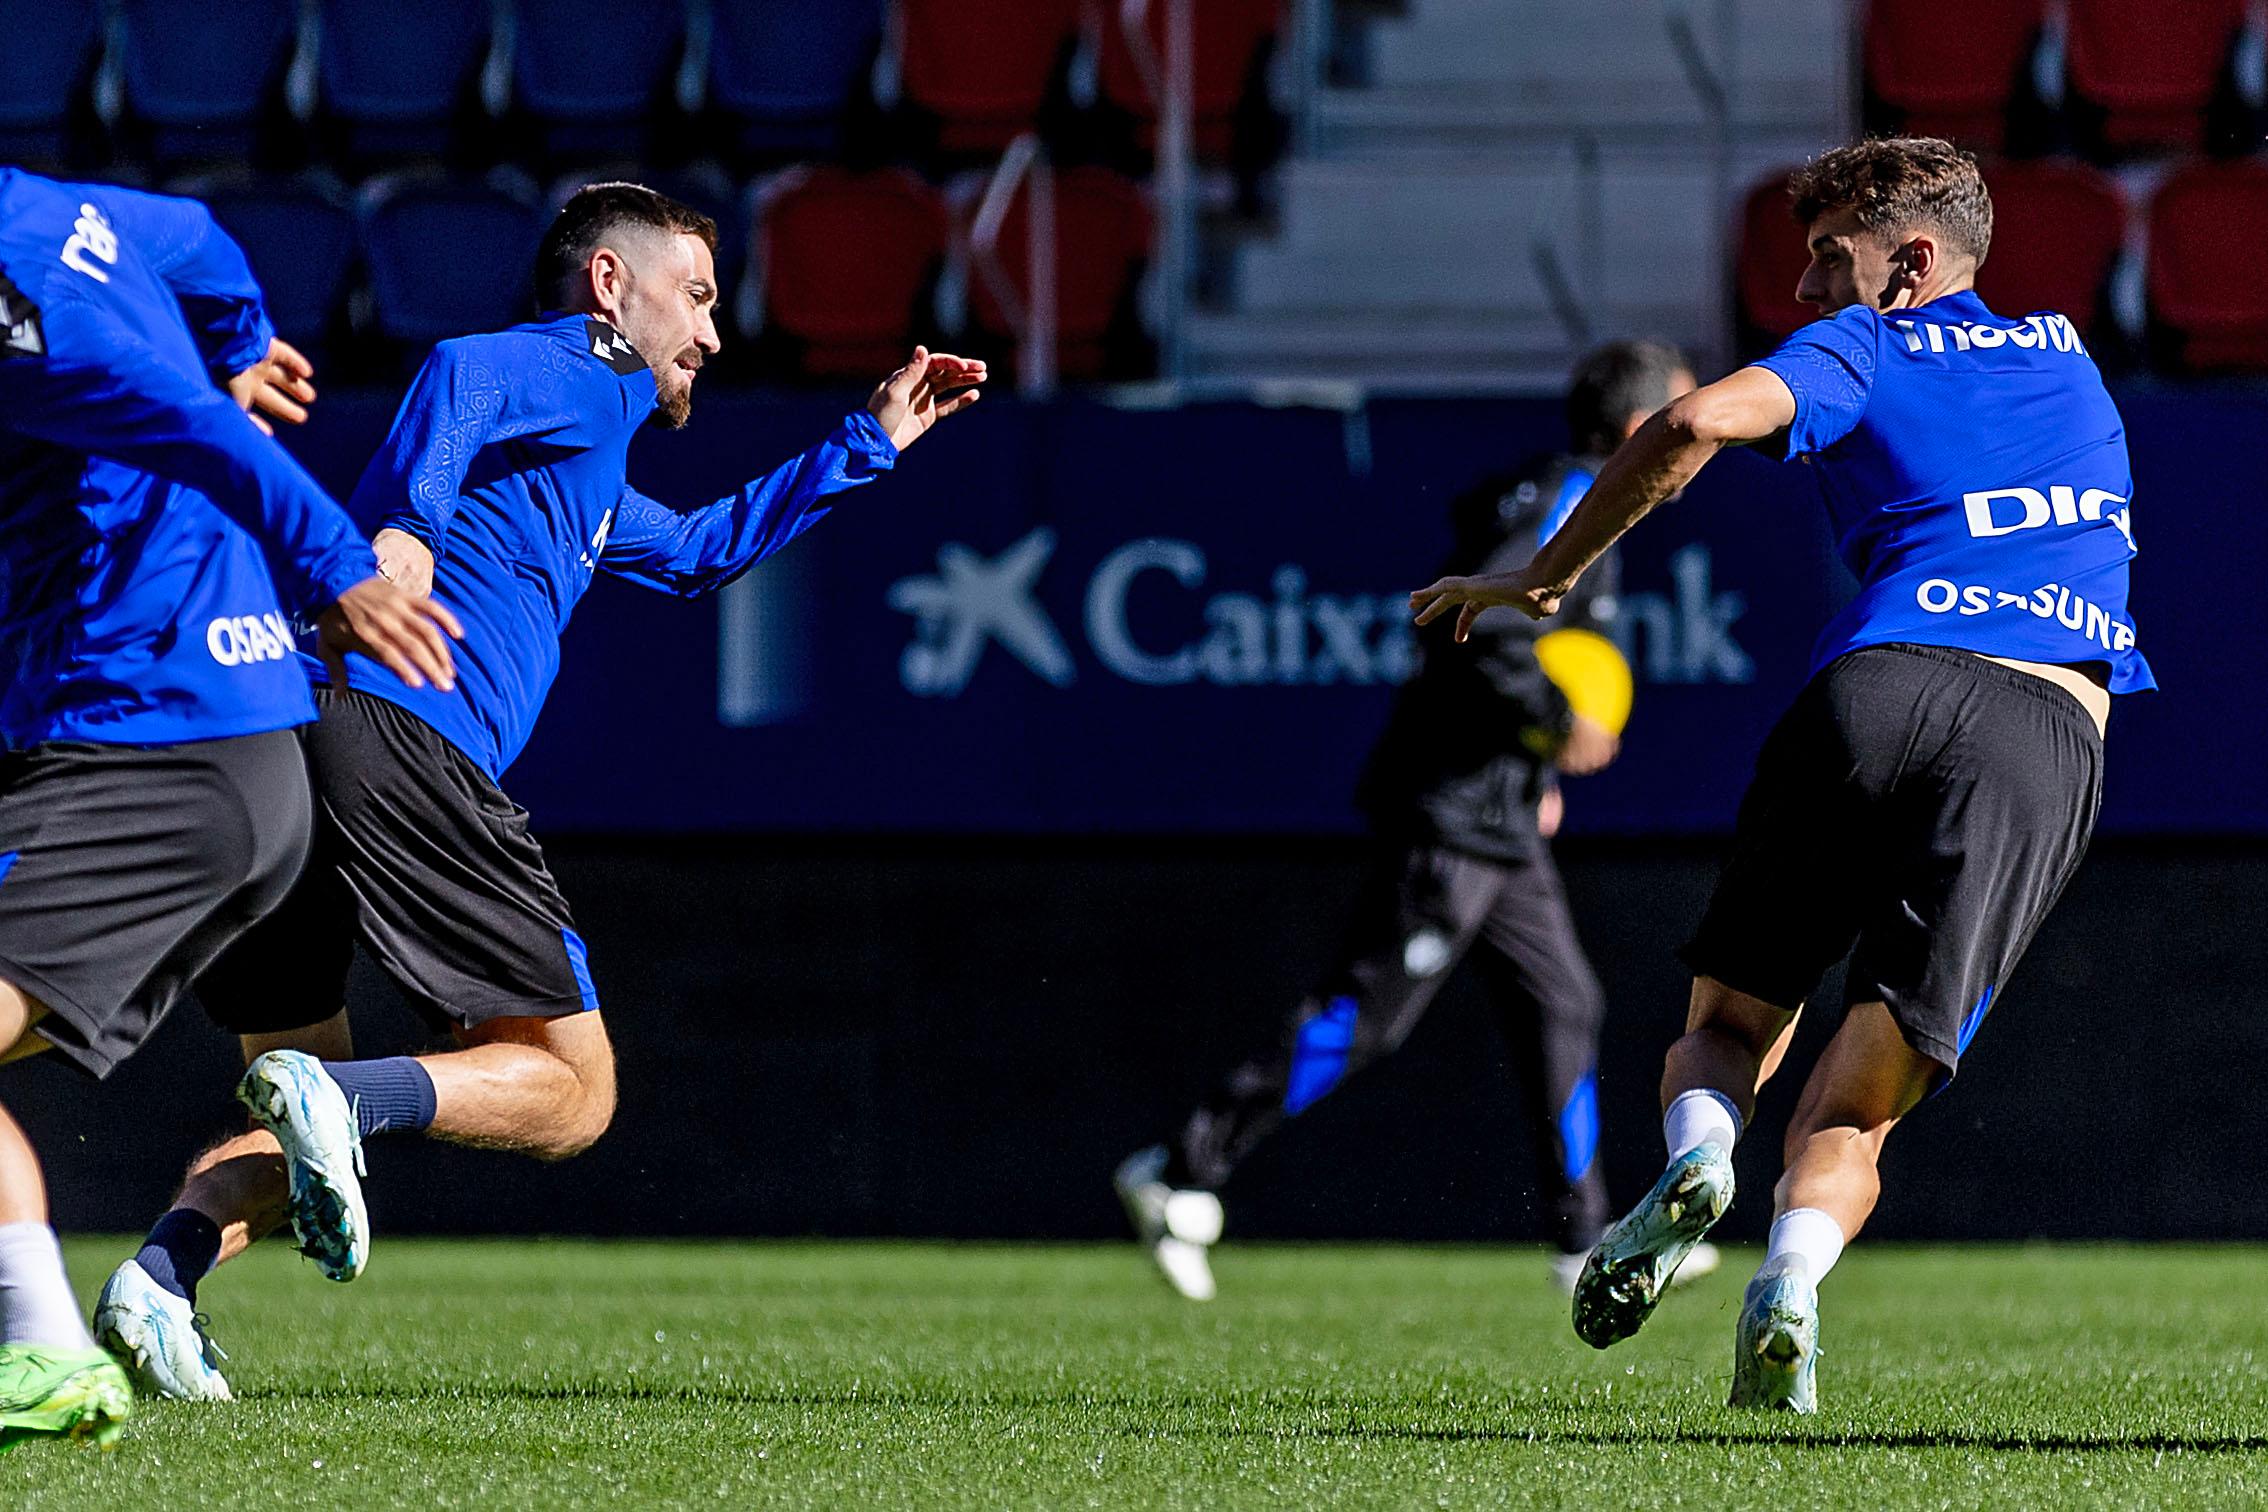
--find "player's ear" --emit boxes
[1894,235,1934,291]
[587,247,628,317]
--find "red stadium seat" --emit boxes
[2146,155,2268,371]
[2066,0,2246,153]
[1734,171,1815,352]
[755,167,949,378]
[1863,0,2045,149]
[1097,0,1283,158]
[1974,158,2126,336]
[964,166,1152,380]
[899,0,1080,153]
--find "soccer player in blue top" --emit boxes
[97,184,986,1401]
[1412,138,2150,1413]
[0,168,461,1445]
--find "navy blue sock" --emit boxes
[135,1209,223,1305]
[321,1057,437,1138]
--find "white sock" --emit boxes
[0,1221,95,1351]
[1759,1207,1846,1285]
[1662,1088,1742,1160]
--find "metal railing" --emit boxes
[967,133,1059,399]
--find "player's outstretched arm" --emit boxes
[3,296,460,689]
[866,346,987,451]
[1411,368,1796,642]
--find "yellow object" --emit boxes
[1534,628,1633,737]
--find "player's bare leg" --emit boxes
[419,1010,616,1160]
[109,1009,614,1397]
[1731,999,1935,1413]
[1574,979,1796,1348]
[0,981,133,1444]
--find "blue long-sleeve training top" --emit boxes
[340,312,898,777]
[0,169,378,747]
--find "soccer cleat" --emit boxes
[93,1260,232,1402]
[1729,1265,1820,1413]
[1113,1145,1223,1302]
[0,1345,133,1451]
[1551,1240,1722,1297]
[238,1050,369,1283]
[1571,1142,1735,1349]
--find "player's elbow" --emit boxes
[1657,391,1742,449]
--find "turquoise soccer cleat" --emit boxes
[94,1259,232,1402]
[1729,1265,1821,1413]
[0,1344,134,1451]
[1571,1142,1735,1349]
[238,1050,370,1282]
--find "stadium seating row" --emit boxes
[1737,154,2268,373]
[1,0,1282,172]
[1865,0,2261,155]
[180,163,1154,382]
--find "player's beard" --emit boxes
[650,352,697,429]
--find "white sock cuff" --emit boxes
[1662,1087,1743,1159]
[1763,1206,1847,1283]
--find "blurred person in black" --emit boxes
[1115,341,1706,1300]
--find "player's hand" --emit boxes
[372,528,436,598]
[1410,565,1567,642]
[316,576,464,693]
[1557,714,1620,776]
[1537,785,1565,839]
[867,346,987,451]
[227,338,318,437]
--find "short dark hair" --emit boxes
[1565,339,1692,456]
[1786,137,1993,267]
[534,183,719,310]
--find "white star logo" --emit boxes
[887,528,1076,695]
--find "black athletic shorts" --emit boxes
[1680,643,2104,1077]
[198,685,600,1037]
[0,730,310,1078]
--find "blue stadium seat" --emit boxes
[176,172,361,359]
[318,0,493,161]
[117,0,298,165]
[514,0,688,162]
[708,0,886,154]
[0,0,102,167]
[359,172,547,354]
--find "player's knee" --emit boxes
[532,1058,615,1161]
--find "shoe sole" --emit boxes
[238,1059,369,1283]
[1572,1150,1733,1349]
[1729,1279,1819,1413]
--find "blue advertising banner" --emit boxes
[282,386,2264,836]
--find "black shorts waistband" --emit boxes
[1834,643,2104,731]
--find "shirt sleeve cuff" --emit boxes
[208,308,278,386]
[843,409,900,470]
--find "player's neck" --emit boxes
[1881,274,1975,314]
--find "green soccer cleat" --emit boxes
[1572,1142,1735,1349]
[0,1344,134,1451]
[238,1050,369,1282]
[1729,1266,1820,1413]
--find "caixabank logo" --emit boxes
[881,529,1755,697]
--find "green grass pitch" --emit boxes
[10,1240,2265,1508]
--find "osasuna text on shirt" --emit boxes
[1757,289,2153,692]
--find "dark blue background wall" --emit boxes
[284,385,2268,837]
